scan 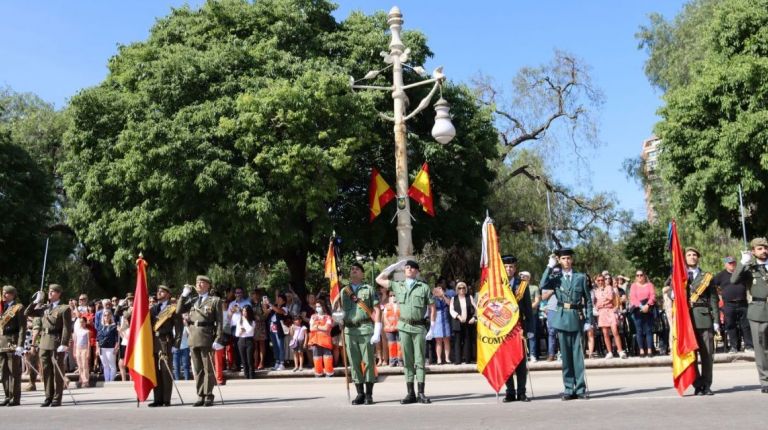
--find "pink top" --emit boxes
[629,282,656,307]
[594,287,616,309]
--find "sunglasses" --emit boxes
[635,273,645,277]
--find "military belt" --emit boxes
[191,321,214,327]
[399,318,426,326]
[42,328,61,335]
[344,319,372,328]
[752,297,767,302]
[155,331,174,337]
[558,303,583,310]
[726,300,747,305]
[691,303,709,308]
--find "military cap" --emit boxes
[196,275,212,284]
[501,255,518,264]
[48,284,63,293]
[555,248,574,257]
[157,284,171,294]
[404,260,420,270]
[750,237,768,249]
[684,247,701,257]
[2,285,17,296]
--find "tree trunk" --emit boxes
[284,249,308,300]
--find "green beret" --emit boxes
[157,284,171,294]
[684,247,701,257]
[2,285,17,296]
[48,284,63,293]
[750,237,768,249]
[196,275,212,284]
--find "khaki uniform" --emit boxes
[151,300,182,405]
[341,284,378,384]
[388,279,433,383]
[176,294,223,402]
[732,262,768,389]
[25,301,71,405]
[1,300,26,405]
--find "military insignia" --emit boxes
[476,292,517,336]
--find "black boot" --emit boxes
[351,383,366,405]
[364,382,374,405]
[417,382,431,404]
[400,382,417,404]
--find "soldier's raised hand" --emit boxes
[547,254,558,269]
[32,291,44,304]
[182,284,193,298]
[741,250,752,265]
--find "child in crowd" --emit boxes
[289,315,307,371]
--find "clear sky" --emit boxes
[0,0,688,221]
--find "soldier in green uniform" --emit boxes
[148,285,182,407]
[24,284,72,407]
[682,247,718,396]
[376,259,435,404]
[733,237,768,393]
[341,262,381,405]
[541,248,592,400]
[1,285,26,406]
[176,276,224,407]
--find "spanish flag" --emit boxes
[324,239,341,306]
[369,168,396,222]
[476,217,524,392]
[407,162,435,217]
[668,221,698,395]
[125,256,157,401]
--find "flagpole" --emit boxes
[738,184,748,248]
[329,234,351,403]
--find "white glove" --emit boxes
[425,327,434,341]
[56,345,68,353]
[741,250,752,265]
[526,332,534,339]
[15,347,24,356]
[583,323,592,332]
[182,284,193,298]
[370,322,382,345]
[713,323,720,333]
[118,299,126,307]
[212,342,224,351]
[381,260,408,277]
[32,291,44,304]
[547,254,558,269]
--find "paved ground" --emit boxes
[5,362,767,429]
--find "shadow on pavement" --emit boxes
[588,386,666,398]
[713,385,761,394]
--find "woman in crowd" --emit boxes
[593,274,627,359]
[96,311,118,382]
[308,299,334,377]
[432,284,453,364]
[449,281,476,365]
[73,316,91,387]
[237,305,257,378]
[266,293,289,371]
[251,289,268,371]
[630,271,656,357]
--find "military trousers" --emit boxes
[693,328,714,390]
[39,348,65,403]
[344,331,376,383]
[153,338,174,404]
[400,328,427,383]
[0,351,22,404]
[504,340,528,396]
[190,346,215,399]
[749,320,768,388]
[557,329,586,395]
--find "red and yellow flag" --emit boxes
[476,217,524,392]
[324,239,341,306]
[668,221,698,395]
[369,168,396,222]
[407,162,435,217]
[125,256,157,401]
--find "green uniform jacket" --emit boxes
[341,284,378,336]
[176,295,224,348]
[389,279,434,333]
[25,301,71,351]
[732,262,768,322]
[541,268,592,333]
[151,301,183,351]
[687,271,718,329]
[0,301,26,350]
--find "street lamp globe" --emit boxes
[431,97,455,144]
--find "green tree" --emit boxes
[61,0,497,296]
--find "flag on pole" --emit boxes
[125,255,157,401]
[407,162,435,217]
[368,168,396,222]
[668,221,698,396]
[476,217,524,392]
[324,239,341,306]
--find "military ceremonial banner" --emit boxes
[407,162,435,217]
[668,221,698,396]
[476,217,524,392]
[324,239,341,306]
[125,256,157,401]
[368,167,396,222]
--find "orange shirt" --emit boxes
[308,314,333,349]
[383,302,400,333]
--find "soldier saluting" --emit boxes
[24,284,71,407]
[733,237,768,393]
[541,249,592,400]
[1,285,26,406]
[176,275,224,407]
[148,285,182,407]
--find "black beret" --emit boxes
[405,260,420,270]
